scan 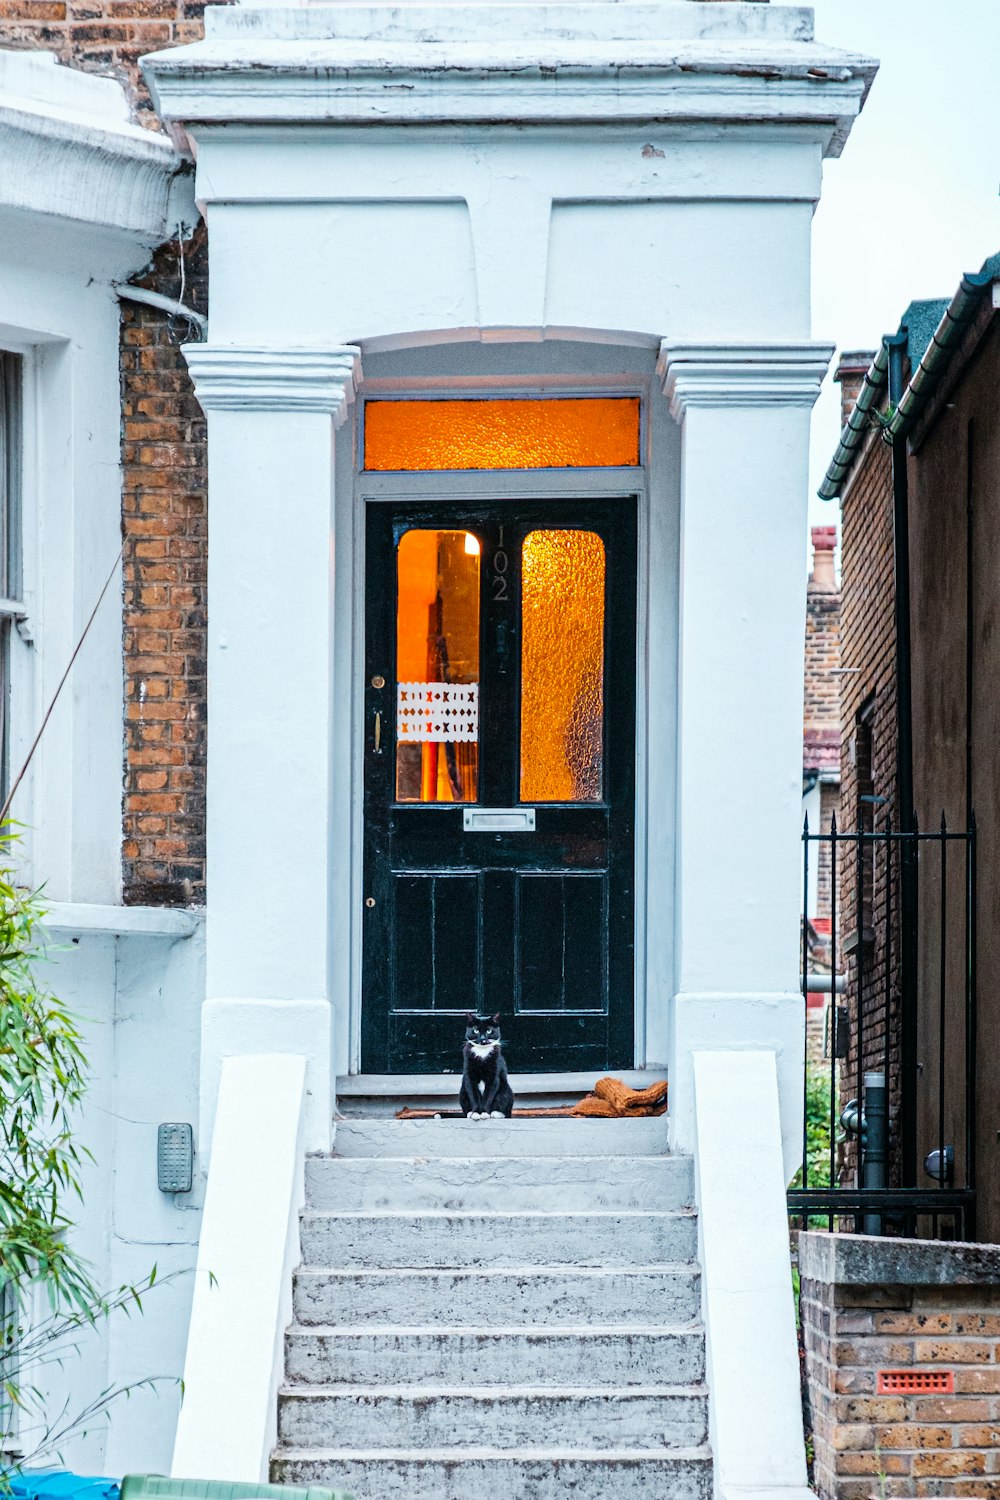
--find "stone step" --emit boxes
[271,1445,713,1500]
[332,1117,670,1159]
[278,1385,708,1451]
[284,1325,705,1388]
[293,1265,701,1327]
[299,1210,698,1269]
[305,1153,693,1213]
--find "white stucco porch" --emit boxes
[143,0,870,1173]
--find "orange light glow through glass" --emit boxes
[520,530,605,803]
[364,398,640,471]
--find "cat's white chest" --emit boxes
[470,1043,496,1060]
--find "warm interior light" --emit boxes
[365,398,641,471]
[396,530,480,804]
[520,530,605,803]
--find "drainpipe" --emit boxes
[863,1070,887,1235]
[887,332,918,1190]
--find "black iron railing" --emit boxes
[789,813,977,1239]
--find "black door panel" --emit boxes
[362,497,637,1075]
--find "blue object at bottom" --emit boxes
[5,1468,119,1500]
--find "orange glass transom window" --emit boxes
[364,398,640,471]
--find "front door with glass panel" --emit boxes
[362,497,637,1074]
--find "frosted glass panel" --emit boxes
[365,398,640,471]
[520,530,605,803]
[396,529,480,803]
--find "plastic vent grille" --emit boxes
[878,1369,954,1394]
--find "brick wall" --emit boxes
[801,1232,1000,1500]
[121,231,208,905]
[0,1,225,903]
[804,524,842,951]
[833,352,899,1176]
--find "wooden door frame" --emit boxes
[360,492,638,1075]
[348,460,650,1077]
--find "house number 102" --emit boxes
[492,538,509,602]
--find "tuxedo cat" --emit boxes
[459,1013,515,1120]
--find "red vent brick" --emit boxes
[878,1369,954,1394]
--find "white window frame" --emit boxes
[0,352,30,820]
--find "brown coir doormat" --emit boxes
[395,1075,668,1120]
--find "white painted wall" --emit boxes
[172,1054,306,1484]
[33,909,205,1477]
[693,1050,811,1500]
[0,49,199,1479]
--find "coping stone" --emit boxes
[799,1231,1000,1288]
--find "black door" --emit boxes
[362,496,637,1074]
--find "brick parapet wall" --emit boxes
[0,1,228,902]
[801,1233,1000,1500]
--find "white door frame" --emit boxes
[330,357,681,1080]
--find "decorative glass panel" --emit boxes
[396,529,480,803]
[365,398,640,471]
[520,530,605,803]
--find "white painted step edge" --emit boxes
[272,1445,713,1461]
[287,1323,704,1336]
[279,1384,708,1398]
[301,1209,698,1220]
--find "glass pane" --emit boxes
[396,529,480,803]
[365,398,640,471]
[0,352,21,601]
[520,530,605,803]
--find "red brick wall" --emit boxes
[833,360,898,1179]
[121,231,208,905]
[801,1244,1000,1500]
[0,1,225,903]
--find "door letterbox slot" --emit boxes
[463,808,536,832]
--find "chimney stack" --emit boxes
[809,526,837,593]
[833,350,877,431]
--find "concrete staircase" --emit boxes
[271,1116,712,1500]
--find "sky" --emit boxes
[806,0,1000,536]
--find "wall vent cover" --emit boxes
[878,1369,954,1394]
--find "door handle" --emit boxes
[374,710,382,754]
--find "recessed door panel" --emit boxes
[391,872,482,1013]
[516,872,608,1014]
[362,496,636,1075]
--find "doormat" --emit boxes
[395,1075,668,1120]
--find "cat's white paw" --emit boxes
[490,1110,504,1118]
[467,1111,481,1120]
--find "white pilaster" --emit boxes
[658,339,832,1177]
[184,343,362,1153]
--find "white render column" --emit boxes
[183,345,362,1154]
[658,340,833,1176]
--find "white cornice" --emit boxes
[142,30,876,156]
[183,345,363,419]
[657,340,834,418]
[0,51,193,242]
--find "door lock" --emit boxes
[371,675,385,690]
[365,897,376,909]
